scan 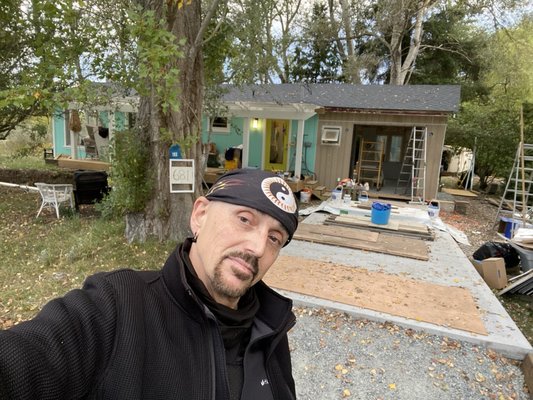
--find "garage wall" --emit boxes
[314,111,449,200]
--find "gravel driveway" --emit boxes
[288,306,528,399]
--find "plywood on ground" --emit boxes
[293,223,429,261]
[442,188,478,197]
[266,256,488,335]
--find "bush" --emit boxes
[97,129,152,218]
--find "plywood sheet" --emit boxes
[266,256,487,335]
[293,224,429,260]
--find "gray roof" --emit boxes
[222,84,461,113]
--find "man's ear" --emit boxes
[190,196,210,233]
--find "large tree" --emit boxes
[131,0,211,241]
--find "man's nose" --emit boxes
[243,226,269,258]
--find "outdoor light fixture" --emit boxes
[252,118,259,129]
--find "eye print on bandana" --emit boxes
[261,177,297,214]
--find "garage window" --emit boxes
[321,126,341,145]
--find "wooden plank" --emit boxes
[57,158,110,171]
[336,215,400,231]
[326,214,435,240]
[293,226,429,261]
[442,188,478,197]
[296,223,379,243]
[266,256,487,336]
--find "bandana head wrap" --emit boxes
[205,169,299,246]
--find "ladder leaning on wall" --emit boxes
[356,139,385,189]
[494,142,533,236]
[395,126,428,203]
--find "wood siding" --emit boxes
[315,112,449,200]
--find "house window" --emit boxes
[376,135,387,159]
[211,116,230,133]
[389,135,403,162]
[128,112,137,129]
[321,126,341,145]
[64,110,71,146]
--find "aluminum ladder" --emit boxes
[494,142,533,237]
[395,126,427,203]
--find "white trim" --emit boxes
[227,102,317,121]
[295,120,305,179]
[242,118,250,168]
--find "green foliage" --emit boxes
[447,99,521,188]
[290,3,343,83]
[446,15,533,188]
[99,129,152,217]
[128,7,185,114]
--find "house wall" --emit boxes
[52,109,127,158]
[315,112,449,200]
[201,115,318,174]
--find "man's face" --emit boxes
[189,198,288,309]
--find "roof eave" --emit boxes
[317,107,453,116]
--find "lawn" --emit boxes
[0,182,176,328]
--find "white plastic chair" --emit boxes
[35,183,75,218]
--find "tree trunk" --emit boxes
[134,0,204,242]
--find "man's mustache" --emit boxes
[226,251,259,276]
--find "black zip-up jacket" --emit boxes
[0,241,297,399]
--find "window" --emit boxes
[321,126,341,145]
[389,136,403,162]
[128,112,137,129]
[211,116,230,133]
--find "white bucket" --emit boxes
[428,200,440,218]
[300,189,312,203]
[331,186,343,205]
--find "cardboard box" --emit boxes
[472,257,508,289]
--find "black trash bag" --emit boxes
[472,241,520,269]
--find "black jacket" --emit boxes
[0,242,296,399]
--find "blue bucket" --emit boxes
[371,202,391,225]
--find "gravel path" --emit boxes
[288,307,528,399]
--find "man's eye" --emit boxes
[269,235,282,246]
[239,216,250,224]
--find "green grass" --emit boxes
[0,155,61,171]
[0,186,175,327]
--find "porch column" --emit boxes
[70,128,78,160]
[108,111,115,143]
[294,119,305,179]
[242,117,250,168]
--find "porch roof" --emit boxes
[221,84,461,114]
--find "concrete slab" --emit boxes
[279,210,532,360]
